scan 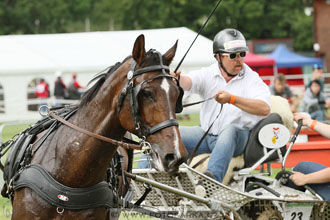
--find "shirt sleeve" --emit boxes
[246,74,271,107]
[239,73,271,129]
[185,68,206,96]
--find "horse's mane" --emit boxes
[79,49,162,108]
[79,56,132,107]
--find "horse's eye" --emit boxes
[141,89,154,100]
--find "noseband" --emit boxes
[117,50,184,139]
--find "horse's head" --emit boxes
[118,35,187,174]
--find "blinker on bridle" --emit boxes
[117,50,184,139]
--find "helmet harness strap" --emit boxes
[215,53,237,78]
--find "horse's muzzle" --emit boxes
[163,152,187,174]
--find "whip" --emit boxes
[174,0,223,73]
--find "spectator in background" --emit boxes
[300,80,330,121]
[67,73,83,100]
[269,73,299,112]
[306,64,324,91]
[35,78,50,107]
[54,71,66,107]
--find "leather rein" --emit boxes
[48,111,142,150]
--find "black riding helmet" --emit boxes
[213,28,249,77]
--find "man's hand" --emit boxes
[293,112,312,127]
[170,70,181,80]
[215,91,231,104]
[289,171,308,186]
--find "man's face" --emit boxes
[312,68,323,80]
[218,52,244,74]
[274,79,285,94]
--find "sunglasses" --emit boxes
[222,51,246,60]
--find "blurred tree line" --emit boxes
[0,0,314,51]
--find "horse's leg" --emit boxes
[12,189,55,220]
[103,147,128,220]
[106,133,134,220]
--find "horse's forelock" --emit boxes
[138,49,163,68]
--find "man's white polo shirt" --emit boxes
[185,62,271,135]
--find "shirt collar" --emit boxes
[213,62,246,80]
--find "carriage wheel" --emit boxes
[256,208,283,220]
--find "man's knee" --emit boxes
[294,161,312,174]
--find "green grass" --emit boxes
[177,113,200,126]
[0,123,31,219]
[1,124,30,143]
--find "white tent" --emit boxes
[0,27,214,121]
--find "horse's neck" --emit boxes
[33,61,131,187]
[79,59,131,138]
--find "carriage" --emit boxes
[127,114,330,220]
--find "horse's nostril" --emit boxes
[164,153,176,165]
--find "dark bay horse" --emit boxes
[9,35,187,220]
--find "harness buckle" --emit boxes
[135,122,141,131]
[56,207,64,214]
[140,140,151,156]
[122,87,127,95]
[8,179,13,192]
[38,105,50,117]
[127,70,133,80]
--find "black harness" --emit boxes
[12,164,117,210]
[117,50,184,138]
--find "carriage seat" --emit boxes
[239,113,291,175]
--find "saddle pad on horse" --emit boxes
[3,107,77,186]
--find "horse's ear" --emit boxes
[163,40,178,65]
[132,34,146,64]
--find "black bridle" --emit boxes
[117,50,184,139]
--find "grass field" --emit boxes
[0,123,31,219]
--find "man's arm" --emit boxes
[290,167,330,185]
[171,71,192,91]
[294,112,330,139]
[215,90,270,116]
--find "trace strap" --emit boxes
[48,111,142,150]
